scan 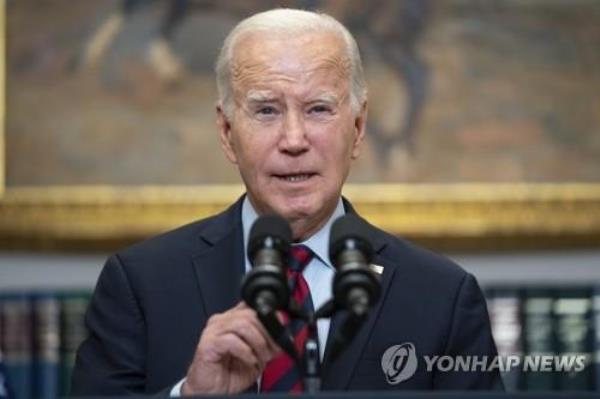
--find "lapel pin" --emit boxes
[369,263,384,275]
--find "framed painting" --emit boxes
[1,0,599,251]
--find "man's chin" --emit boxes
[273,198,336,238]
[275,203,316,223]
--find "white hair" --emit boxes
[215,8,367,117]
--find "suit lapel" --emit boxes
[192,197,246,317]
[322,203,398,390]
[190,197,259,393]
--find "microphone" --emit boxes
[242,214,291,315]
[329,214,380,316]
[241,214,299,360]
[326,214,381,364]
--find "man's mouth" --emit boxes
[274,173,316,182]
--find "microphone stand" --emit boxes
[287,301,321,393]
[302,312,321,393]
[301,299,370,393]
[255,294,374,393]
[302,330,321,393]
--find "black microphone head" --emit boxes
[329,214,374,267]
[247,214,292,265]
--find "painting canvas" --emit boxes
[6,0,600,187]
[2,0,600,251]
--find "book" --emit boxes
[521,287,555,390]
[0,293,33,399]
[59,291,90,397]
[553,287,593,390]
[32,293,61,399]
[0,351,15,399]
[486,287,522,391]
[594,287,600,391]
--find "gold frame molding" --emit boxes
[1,2,599,252]
[1,184,599,251]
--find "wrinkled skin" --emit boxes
[218,30,367,241]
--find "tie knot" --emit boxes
[289,244,313,272]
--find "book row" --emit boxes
[486,286,600,391]
[2,285,600,397]
[0,291,90,399]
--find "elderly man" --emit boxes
[71,9,502,395]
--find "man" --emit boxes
[72,9,502,395]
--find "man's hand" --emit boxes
[182,301,281,395]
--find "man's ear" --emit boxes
[216,102,238,164]
[351,100,368,159]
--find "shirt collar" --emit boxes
[242,196,345,269]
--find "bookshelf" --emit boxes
[1,250,600,396]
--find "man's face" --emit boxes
[217,31,367,239]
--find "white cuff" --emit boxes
[170,377,186,397]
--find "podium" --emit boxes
[110,392,600,399]
[258,394,594,399]
[248,394,600,399]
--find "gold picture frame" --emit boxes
[1,183,599,251]
[1,1,599,252]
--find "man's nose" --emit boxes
[278,110,309,155]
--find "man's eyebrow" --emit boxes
[245,90,277,103]
[310,92,340,104]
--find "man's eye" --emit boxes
[310,105,330,114]
[257,106,277,115]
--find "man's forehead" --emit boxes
[231,30,349,74]
[230,31,351,94]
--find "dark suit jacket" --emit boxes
[71,196,503,395]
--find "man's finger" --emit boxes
[215,333,261,369]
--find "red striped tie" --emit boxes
[261,245,314,392]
